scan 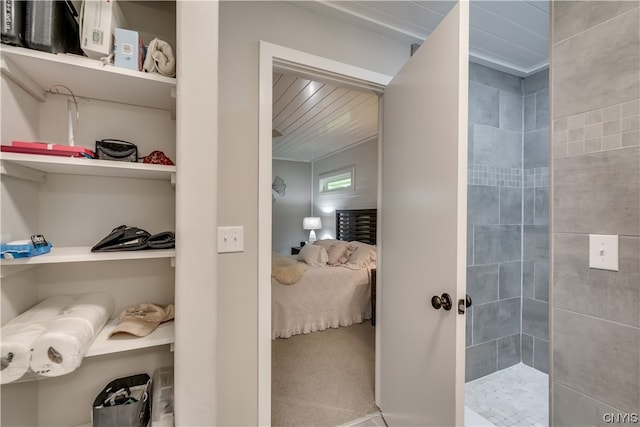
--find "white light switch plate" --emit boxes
[589,234,619,271]
[218,226,244,253]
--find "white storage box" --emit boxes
[80,0,126,60]
[151,366,174,427]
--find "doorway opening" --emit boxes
[270,68,381,426]
[258,41,391,427]
[464,64,550,426]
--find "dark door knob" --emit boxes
[431,293,452,311]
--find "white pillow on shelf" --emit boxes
[297,244,328,266]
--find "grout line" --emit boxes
[554,231,640,238]
[554,307,640,330]
[471,224,475,266]
[470,294,474,346]
[553,141,640,159]
[520,81,526,366]
[531,334,536,369]
[552,5,640,46]
[552,381,628,414]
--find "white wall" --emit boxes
[175,2,219,426]
[313,139,378,239]
[272,159,311,255]
[218,2,408,424]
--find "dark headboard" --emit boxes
[335,209,377,245]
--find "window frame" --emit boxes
[318,165,356,194]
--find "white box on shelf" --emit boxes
[80,0,126,60]
[151,366,175,427]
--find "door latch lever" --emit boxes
[458,294,472,314]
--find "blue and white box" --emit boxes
[114,28,142,71]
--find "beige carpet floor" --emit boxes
[272,322,380,427]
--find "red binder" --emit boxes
[2,141,95,158]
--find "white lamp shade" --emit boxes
[302,217,322,230]
[303,217,322,243]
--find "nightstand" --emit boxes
[291,246,301,255]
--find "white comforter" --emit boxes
[272,261,372,339]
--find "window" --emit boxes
[319,166,355,193]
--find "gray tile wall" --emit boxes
[466,63,550,382]
[466,63,524,382]
[551,2,640,423]
[521,70,549,372]
[522,68,550,374]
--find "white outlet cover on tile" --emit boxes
[588,234,619,271]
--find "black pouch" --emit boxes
[147,231,175,249]
[91,225,150,252]
[92,373,151,427]
[95,139,138,162]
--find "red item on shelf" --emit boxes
[3,141,95,158]
[142,150,174,165]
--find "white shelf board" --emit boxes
[1,45,176,110]
[86,317,175,357]
[0,152,176,181]
[0,246,176,266]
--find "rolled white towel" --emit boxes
[30,293,114,377]
[143,38,176,78]
[1,295,75,384]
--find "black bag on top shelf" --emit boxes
[1,0,27,47]
[24,0,83,54]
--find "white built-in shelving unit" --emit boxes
[0,151,176,182]
[86,317,175,357]
[1,43,176,109]
[1,246,176,266]
[0,3,177,424]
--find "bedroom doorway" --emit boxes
[270,68,381,426]
[260,4,468,422]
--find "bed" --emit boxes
[271,209,377,339]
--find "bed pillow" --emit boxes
[326,241,358,265]
[312,239,339,251]
[298,244,328,266]
[345,241,377,269]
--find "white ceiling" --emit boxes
[272,72,379,162]
[274,1,550,162]
[295,0,550,77]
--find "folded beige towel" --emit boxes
[143,38,176,78]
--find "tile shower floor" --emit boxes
[342,363,548,427]
[466,363,549,427]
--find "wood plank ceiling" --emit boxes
[274,1,550,162]
[272,72,378,162]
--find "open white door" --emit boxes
[379,2,469,426]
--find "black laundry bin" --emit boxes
[92,373,151,427]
